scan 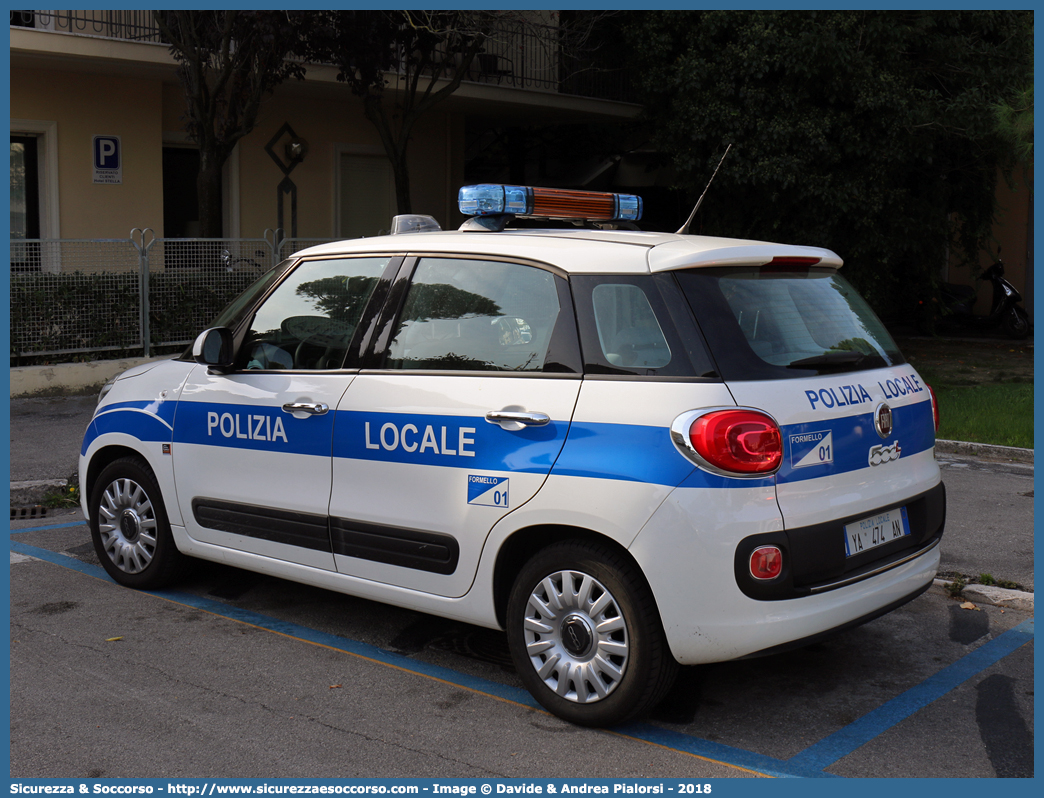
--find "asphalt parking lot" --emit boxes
[9,505,1033,780]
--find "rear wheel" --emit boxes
[506,540,677,726]
[89,456,188,589]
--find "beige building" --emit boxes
[10,10,640,245]
[10,11,1031,321]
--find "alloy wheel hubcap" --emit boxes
[522,569,629,704]
[97,477,157,574]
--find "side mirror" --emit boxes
[192,328,235,372]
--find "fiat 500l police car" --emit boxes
[81,184,945,726]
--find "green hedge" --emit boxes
[11,270,257,358]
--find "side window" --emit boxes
[591,283,671,369]
[573,274,715,378]
[386,258,561,372]
[240,257,390,370]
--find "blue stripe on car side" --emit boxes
[776,399,935,485]
[549,420,696,486]
[85,399,936,488]
[331,410,568,474]
[81,403,177,455]
[98,398,178,428]
[173,401,334,458]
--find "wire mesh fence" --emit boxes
[9,232,338,361]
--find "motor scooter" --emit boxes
[930,259,1031,339]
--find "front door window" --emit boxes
[240,256,392,370]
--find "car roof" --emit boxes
[292,228,843,275]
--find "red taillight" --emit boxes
[750,546,783,580]
[689,409,782,474]
[927,383,940,432]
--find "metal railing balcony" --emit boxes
[11,10,634,103]
[10,9,164,42]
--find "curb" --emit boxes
[930,578,1034,612]
[935,439,1034,465]
[11,479,67,507]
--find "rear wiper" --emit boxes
[787,351,884,370]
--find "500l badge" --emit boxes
[868,441,901,467]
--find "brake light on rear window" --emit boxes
[762,256,821,274]
[671,408,782,477]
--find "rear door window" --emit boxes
[385,257,567,372]
[676,267,904,381]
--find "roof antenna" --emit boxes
[676,143,732,235]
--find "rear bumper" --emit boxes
[630,481,943,665]
[734,482,946,601]
[738,576,933,660]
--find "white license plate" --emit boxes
[844,507,910,557]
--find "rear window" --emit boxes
[676,267,904,381]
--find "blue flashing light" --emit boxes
[615,195,643,222]
[458,184,533,217]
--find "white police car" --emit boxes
[80,184,945,727]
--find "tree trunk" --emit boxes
[196,154,224,239]
[392,149,412,216]
[363,95,414,217]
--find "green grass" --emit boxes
[928,381,1033,449]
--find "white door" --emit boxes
[328,256,582,596]
[173,255,393,570]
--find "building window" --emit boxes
[339,152,395,239]
[11,135,40,239]
[162,146,203,238]
[11,135,41,271]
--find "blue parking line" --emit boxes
[786,617,1034,772]
[615,723,823,779]
[9,539,539,710]
[9,520,86,533]
[10,536,1034,777]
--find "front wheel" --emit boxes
[506,540,678,726]
[89,456,188,589]
[1002,306,1031,339]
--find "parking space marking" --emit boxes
[612,725,807,779]
[9,521,86,533]
[10,530,1034,778]
[10,536,768,776]
[786,618,1034,772]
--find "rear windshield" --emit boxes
[675,266,904,380]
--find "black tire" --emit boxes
[506,540,678,727]
[1002,307,1031,340]
[89,456,188,589]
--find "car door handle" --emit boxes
[282,402,329,416]
[485,410,550,427]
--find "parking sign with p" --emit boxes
[93,135,122,184]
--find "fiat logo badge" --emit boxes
[874,403,893,439]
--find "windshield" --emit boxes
[675,266,904,380]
